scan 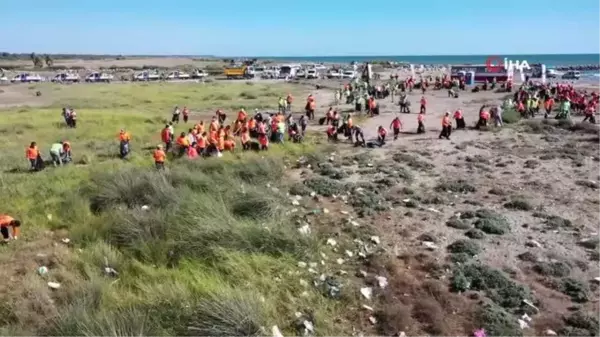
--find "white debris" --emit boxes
[358,270,368,278]
[376,276,388,289]
[336,258,345,265]
[303,320,314,333]
[323,208,330,214]
[422,241,439,250]
[522,299,539,312]
[46,214,53,220]
[291,199,300,206]
[294,312,303,318]
[37,266,48,276]
[398,332,406,337]
[338,270,347,275]
[367,163,374,167]
[351,221,361,227]
[345,250,354,257]
[309,262,317,268]
[526,240,543,248]
[521,313,532,322]
[298,225,311,235]
[272,325,284,337]
[360,287,373,300]
[370,236,380,245]
[427,207,441,213]
[518,319,529,330]
[362,304,374,311]
[326,238,337,247]
[319,274,326,281]
[593,277,600,284]
[308,268,317,274]
[368,316,377,324]
[61,238,70,244]
[47,282,61,289]
[545,329,557,336]
[141,205,150,211]
[310,191,316,197]
[340,210,349,215]
[299,279,308,287]
[298,261,307,268]
[402,199,411,203]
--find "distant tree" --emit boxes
[33,56,44,68]
[45,55,53,67]
[30,52,36,63]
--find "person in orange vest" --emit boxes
[62,141,72,163]
[390,117,403,140]
[118,129,131,158]
[453,109,466,129]
[286,93,293,113]
[182,106,190,123]
[26,142,40,171]
[544,97,554,119]
[419,96,427,114]
[240,126,251,151]
[0,215,21,241]
[377,126,387,145]
[207,130,219,156]
[209,116,219,133]
[223,136,236,152]
[153,145,166,170]
[477,105,490,129]
[439,112,452,140]
[237,108,247,123]
[417,112,425,134]
[305,99,316,120]
[369,97,379,116]
[196,132,207,156]
[175,132,190,156]
[160,124,173,152]
[326,124,337,142]
[258,129,269,150]
[217,129,226,153]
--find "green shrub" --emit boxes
[476,303,522,337]
[557,278,589,303]
[532,261,571,277]
[473,209,510,235]
[304,177,345,196]
[502,107,521,124]
[465,228,485,239]
[447,239,481,256]
[289,183,312,196]
[435,179,476,193]
[446,217,471,229]
[450,263,531,309]
[503,197,533,211]
[561,312,599,337]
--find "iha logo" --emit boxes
[485,55,531,73]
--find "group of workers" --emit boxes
[25,141,73,171]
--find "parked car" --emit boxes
[191,69,208,79]
[545,69,561,78]
[296,69,307,78]
[562,71,581,80]
[342,70,357,79]
[327,69,342,79]
[134,71,160,81]
[85,72,114,83]
[306,69,319,79]
[52,73,80,83]
[11,73,43,83]
[166,71,191,80]
[0,75,8,82]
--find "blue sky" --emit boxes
[1,0,599,56]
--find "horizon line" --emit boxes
[1,52,599,58]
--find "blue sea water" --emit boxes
[254,53,599,67]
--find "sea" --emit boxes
[251,53,600,79]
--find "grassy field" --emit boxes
[0,82,357,335]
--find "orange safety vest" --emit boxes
[210,121,219,132]
[224,139,235,150]
[248,119,256,129]
[217,137,225,151]
[153,149,166,162]
[442,116,451,126]
[119,132,131,142]
[197,136,206,148]
[0,215,15,227]
[176,136,189,147]
[26,146,38,159]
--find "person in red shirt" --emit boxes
[439,112,452,140]
[419,96,427,114]
[182,106,190,123]
[453,109,466,129]
[389,117,403,140]
[583,104,596,124]
[544,97,555,119]
[160,124,172,151]
[477,105,490,129]
[417,112,425,134]
[377,126,387,145]
[326,124,337,142]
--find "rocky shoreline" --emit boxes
[553,64,600,71]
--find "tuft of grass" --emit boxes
[435,179,476,193]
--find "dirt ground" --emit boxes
[1,62,598,335]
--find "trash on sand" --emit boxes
[37,266,48,276]
[336,258,345,265]
[376,276,388,288]
[298,225,311,235]
[360,287,373,300]
[422,241,439,250]
[47,282,61,289]
[61,238,70,244]
[141,205,150,211]
[473,328,486,337]
[272,325,284,337]
[298,261,307,268]
[362,304,374,311]
[370,236,380,245]
[368,316,377,324]
[326,238,337,246]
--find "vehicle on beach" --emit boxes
[224,65,251,79]
[261,67,280,79]
[327,69,342,79]
[0,75,7,83]
[134,71,160,81]
[11,73,43,83]
[278,64,301,79]
[546,69,561,78]
[51,73,80,83]
[450,64,512,83]
[296,69,306,78]
[191,69,208,79]
[166,71,191,80]
[306,69,319,79]
[342,70,357,79]
[562,71,581,80]
[85,72,114,83]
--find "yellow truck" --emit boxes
[224,65,249,79]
